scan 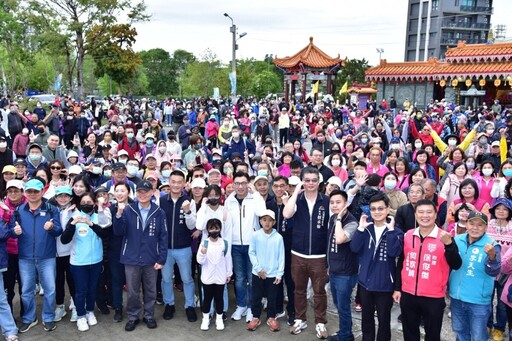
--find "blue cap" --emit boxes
[24,179,44,192]
[390,137,400,143]
[55,185,72,196]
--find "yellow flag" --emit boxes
[339,81,348,94]
[312,81,319,94]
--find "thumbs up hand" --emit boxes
[44,218,54,231]
[14,221,22,235]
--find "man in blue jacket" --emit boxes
[222,125,255,160]
[113,180,168,332]
[10,178,62,333]
[350,192,404,341]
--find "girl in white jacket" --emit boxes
[197,218,232,332]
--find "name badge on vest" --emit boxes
[40,212,46,217]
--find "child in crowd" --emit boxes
[197,218,232,331]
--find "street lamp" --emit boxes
[376,48,384,62]
[224,13,246,98]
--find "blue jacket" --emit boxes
[249,228,285,279]
[0,220,9,270]
[410,163,436,181]
[449,233,501,305]
[288,192,330,256]
[159,193,195,249]
[10,201,62,260]
[113,202,168,266]
[222,136,256,159]
[350,224,404,292]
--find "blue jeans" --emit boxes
[19,258,56,323]
[231,245,253,308]
[108,250,125,310]
[70,262,102,317]
[488,280,507,331]
[161,247,195,308]
[0,270,17,337]
[330,274,358,341]
[451,298,491,341]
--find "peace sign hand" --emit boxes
[359,214,371,230]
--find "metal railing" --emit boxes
[441,21,490,29]
[459,5,493,13]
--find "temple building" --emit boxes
[273,37,344,101]
[365,40,512,109]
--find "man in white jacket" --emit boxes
[224,171,266,323]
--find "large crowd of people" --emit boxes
[0,93,510,340]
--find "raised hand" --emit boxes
[439,230,453,245]
[13,221,22,235]
[43,218,54,231]
[359,215,371,230]
[182,200,191,213]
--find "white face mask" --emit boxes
[331,159,341,167]
[482,168,493,176]
[0,142,6,149]
[448,139,457,146]
[158,146,167,154]
[414,143,422,149]
[232,132,240,138]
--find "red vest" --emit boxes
[401,227,450,298]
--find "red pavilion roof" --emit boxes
[273,37,344,70]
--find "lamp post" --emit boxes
[376,48,384,62]
[224,13,246,98]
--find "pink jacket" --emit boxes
[501,246,512,308]
[206,121,219,138]
[2,196,28,255]
[12,134,29,157]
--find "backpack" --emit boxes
[203,239,228,256]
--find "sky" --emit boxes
[133,0,512,68]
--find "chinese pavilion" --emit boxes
[365,41,512,109]
[273,37,345,102]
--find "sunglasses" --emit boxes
[51,166,62,170]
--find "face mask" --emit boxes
[415,143,422,149]
[208,231,220,239]
[126,121,132,125]
[103,170,112,178]
[260,119,266,123]
[207,198,220,206]
[223,167,233,174]
[127,165,138,176]
[119,159,127,165]
[479,138,488,145]
[384,180,397,190]
[232,132,240,138]
[487,130,494,135]
[175,161,182,168]
[374,143,380,148]
[391,144,399,150]
[361,138,368,144]
[92,166,102,175]
[146,139,154,146]
[224,122,229,126]
[38,127,45,133]
[448,139,457,146]
[258,170,268,177]
[126,133,134,139]
[162,169,171,178]
[335,132,342,138]
[158,146,167,154]
[252,164,259,171]
[504,169,512,178]
[29,154,41,162]
[0,142,6,149]
[466,162,475,170]
[22,128,29,135]
[81,204,95,215]
[331,159,341,167]
[482,168,493,176]
[194,144,202,150]
[432,117,438,122]
[416,114,422,119]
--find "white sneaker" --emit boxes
[245,308,253,323]
[215,313,224,330]
[315,323,328,339]
[231,306,248,321]
[290,319,308,335]
[77,317,89,332]
[85,312,97,326]
[275,311,286,319]
[38,286,44,296]
[54,304,67,322]
[70,308,78,322]
[200,313,210,331]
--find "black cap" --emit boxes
[28,143,42,152]
[111,162,126,171]
[14,157,26,165]
[136,180,153,191]
[467,211,488,225]
[0,135,6,141]
[230,152,242,160]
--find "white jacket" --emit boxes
[224,190,266,246]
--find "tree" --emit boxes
[87,24,142,94]
[180,49,229,98]
[26,0,149,99]
[250,71,282,98]
[140,48,174,97]
[334,58,371,100]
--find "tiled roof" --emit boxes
[273,37,344,69]
[366,57,512,81]
[445,41,512,62]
